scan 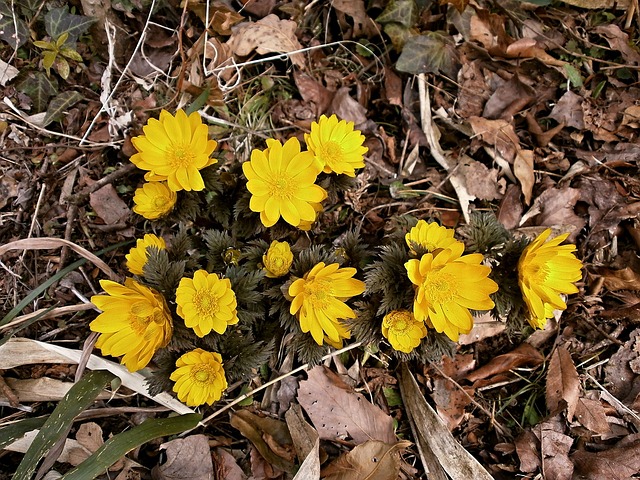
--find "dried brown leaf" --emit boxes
[459,159,503,201]
[297,366,395,445]
[285,404,320,480]
[549,91,585,129]
[331,0,377,38]
[152,435,213,480]
[227,14,304,68]
[329,87,368,125]
[293,71,333,115]
[574,397,611,435]
[546,346,581,421]
[230,410,296,474]
[321,440,411,480]
[466,343,544,384]
[468,116,520,163]
[572,437,640,480]
[514,430,540,473]
[90,184,131,225]
[594,24,640,65]
[213,448,246,480]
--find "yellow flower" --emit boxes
[170,348,228,406]
[289,262,365,345]
[263,240,293,278]
[130,109,217,192]
[176,270,239,337]
[90,279,173,372]
[405,220,461,255]
[518,228,582,329]
[304,114,368,177]
[243,138,327,228]
[382,310,427,353]
[405,243,498,342]
[126,234,167,276]
[132,182,177,220]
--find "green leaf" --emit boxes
[60,46,83,62]
[60,414,202,480]
[563,64,583,89]
[15,71,58,113]
[383,387,403,407]
[0,0,29,47]
[56,57,71,80]
[44,6,96,45]
[396,32,460,79]
[376,0,418,28]
[42,50,57,75]
[43,90,83,126]
[382,23,415,51]
[33,40,55,50]
[13,370,116,480]
[0,416,48,450]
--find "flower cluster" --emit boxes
[89,108,583,408]
[243,115,368,229]
[130,109,218,220]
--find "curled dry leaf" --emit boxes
[466,343,544,384]
[468,116,520,163]
[227,14,305,68]
[89,184,131,225]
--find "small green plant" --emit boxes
[33,32,83,79]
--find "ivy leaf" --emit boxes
[376,0,418,28]
[42,51,57,75]
[395,32,461,79]
[43,90,83,126]
[44,6,96,45]
[60,46,83,62]
[0,0,29,48]
[16,71,59,112]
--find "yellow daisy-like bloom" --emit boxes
[405,220,461,255]
[170,348,228,406]
[304,114,368,177]
[243,137,327,228]
[382,310,427,353]
[263,240,294,278]
[132,182,177,220]
[125,234,167,276]
[518,228,582,329]
[90,279,173,372]
[289,262,365,345]
[405,243,498,342]
[130,109,217,192]
[176,270,239,337]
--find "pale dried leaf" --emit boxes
[3,429,92,466]
[227,14,304,68]
[213,448,247,480]
[559,0,629,7]
[514,430,540,473]
[514,149,535,205]
[459,159,503,201]
[297,366,395,444]
[546,346,581,421]
[399,364,494,480]
[0,59,19,86]
[322,440,411,480]
[540,428,574,480]
[0,338,194,415]
[285,404,320,480]
[549,91,585,129]
[152,435,213,480]
[329,87,368,125]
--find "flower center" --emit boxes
[168,143,196,168]
[193,289,219,317]
[318,141,343,168]
[423,270,457,305]
[129,313,151,336]
[191,364,215,385]
[269,173,296,200]
[526,263,549,284]
[154,196,168,208]
[304,278,333,309]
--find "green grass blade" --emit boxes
[0,416,48,450]
[13,370,115,480]
[60,413,202,480]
